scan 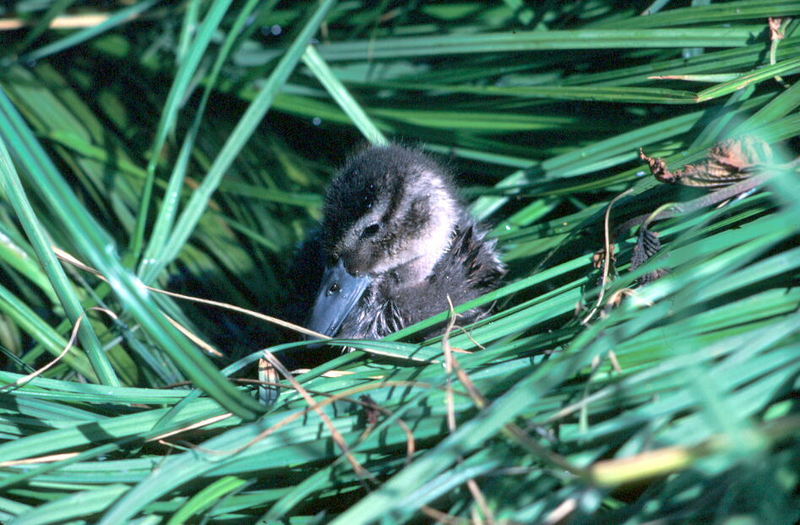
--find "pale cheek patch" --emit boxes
[377,170,456,283]
[414,176,457,275]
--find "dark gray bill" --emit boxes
[307,259,371,338]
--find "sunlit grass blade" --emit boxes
[697,56,800,102]
[139,0,278,276]
[0,87,264,418]
[141,0,336,283]
[0,119,118,386]
[314,28,756,61]
[302,45,388,145]
[132,0,234,258]
[0,283,95,378]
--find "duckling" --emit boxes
[299,144,505,341]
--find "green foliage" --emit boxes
[0,0,798,523]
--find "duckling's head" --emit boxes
[308,145,458,337]
[324,145,458,280]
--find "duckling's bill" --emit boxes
[307,259,371,338]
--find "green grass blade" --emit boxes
[141,0,336,283]
[0,124,119,386]
[139,0,275,278]
[697,57,800,102]
[12,0,77,54]
[313,28,756,61]
[0,87,264,418]
[19,0,161,64]
[132,0,234,258]
[302,45,388,145]
[601,0,800,28]
[167,476,248,525]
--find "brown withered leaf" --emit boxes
[257,357,281,406]
[359,394,382,426]
[769,18,785,41]
[604,288,636,311]
[631,224,669,284]
[592,245,615,270]
[640,136,773,188]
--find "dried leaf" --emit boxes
[359,394,382,426]
[258,357,281,406]
[769,18,785,41]
[606,288,634,310]
[640,136,773,188]
[592,246,614,269]
[631,225,669,284]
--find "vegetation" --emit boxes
[0,1,798,523]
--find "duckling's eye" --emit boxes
[361,223,380,239]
